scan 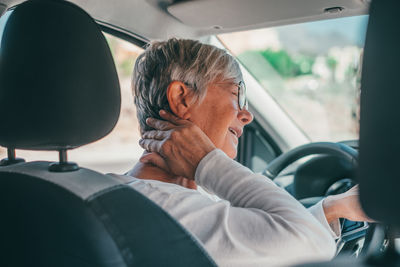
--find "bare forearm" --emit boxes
[323,195,340,223]
[322,185,372,223]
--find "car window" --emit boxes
[0,33,144,174]
[237,120,280,173]
[219,16,369,142]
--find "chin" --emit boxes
[223,146,237,159]
[220,137,238,159]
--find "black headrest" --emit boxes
[359,0,400,226]
[0,0,120,150]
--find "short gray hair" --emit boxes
[132,38,242,132]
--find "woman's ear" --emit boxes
[166,81,194,120]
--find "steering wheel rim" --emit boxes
[262,142,358,180]
[262,142,382,257]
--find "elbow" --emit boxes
[290,222,337,263]
[276,215,336,265]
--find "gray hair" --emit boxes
[132,38,242,132]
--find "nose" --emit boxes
[238,108,253,126]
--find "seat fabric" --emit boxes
[0,162,216,267]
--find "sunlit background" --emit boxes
[219,15,368,141]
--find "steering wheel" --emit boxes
[262,142,384,257]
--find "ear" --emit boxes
[166,81,194,120]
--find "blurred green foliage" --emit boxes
[105,34,136,78]
[326,56,338,72]
[120,58,135,77]
[254,49,315,78]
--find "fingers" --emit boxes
[139,138,163,155]
[345,185,359,196]
[145,110,189,131]
[159,110,185,125]
[140,152,170,172]
[146,117,175,131]
[142,130,169,140]
[350,185,359,191]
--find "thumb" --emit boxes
[140,152,170,172]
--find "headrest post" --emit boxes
[48,149,79,172]
[0,148,25,166]
[7,148,14,160]
[59,149,68,164]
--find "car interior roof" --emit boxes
[0,0,369,41]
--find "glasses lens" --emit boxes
[238,81,247,109]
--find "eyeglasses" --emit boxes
[212,80,248,110]
[236,81,248,110]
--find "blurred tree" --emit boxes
[259,49,315,78]
[293,54,315,75]
[261,49,295,77]
[326,56,338,83]
[120,58,135,77]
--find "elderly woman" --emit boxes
[120,39,368,266]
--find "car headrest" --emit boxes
[358,0,400,226]
[0,0,121,150]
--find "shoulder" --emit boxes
[111,174,224,212]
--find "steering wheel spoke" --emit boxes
[336,220,369,256]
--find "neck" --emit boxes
[127,162,197,190]
[128,161,175,182]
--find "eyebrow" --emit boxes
[213,82,239,93]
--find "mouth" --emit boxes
[228,127,243,138]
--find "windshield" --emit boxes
[219,16,369,142]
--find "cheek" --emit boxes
[189,92,238,150]
[202,119,229,148]
[190,107,226,147]
[216,112,239,156]
[216,111,236,139]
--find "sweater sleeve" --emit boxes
[194,149,337,266]
[308,201,341,239]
